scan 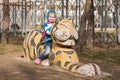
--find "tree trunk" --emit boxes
[86,0,94,48]
[76,0,94,52]
[1,0,10,43]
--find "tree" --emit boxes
[76,0,94,52]
[86,0,94,48]
[1,0,10,43]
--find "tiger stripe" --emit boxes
[56,50,61,55]
[57,61,61,66]
[30,32,39,46]
[64,61,71,67]
[68,63,78,71]
[27,30,37,60]
[36,36,45,54]
[49,53,55,61]
[92,64,98,76]
[64,61,81,72]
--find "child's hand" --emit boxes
[42,31,46,37]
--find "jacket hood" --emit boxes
[46,10,56,20]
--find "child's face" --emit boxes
[48,12,56,23]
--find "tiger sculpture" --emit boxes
[23,19,102,76]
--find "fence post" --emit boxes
[101,0,107,43]
[13,3,17,36]
[62,0,64,18]
[76,0,77,27]
[66,0,68,18]
[79,0,81,27]
[22,0,27,37]
[116,0,120,44]
[31,0,36,28]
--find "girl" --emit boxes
[35,10,56,64]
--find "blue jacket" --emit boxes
[44,22,52,44]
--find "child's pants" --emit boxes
[39,42,52,60]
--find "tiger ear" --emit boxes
[57,17,63,23]
[55,18,60,23]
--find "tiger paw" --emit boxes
[41,59,50,66]
[76,63,102,76]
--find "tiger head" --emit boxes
[51,19,78,46]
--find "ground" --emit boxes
[0,38,120,80]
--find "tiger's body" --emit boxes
[23,19,102,76]
[23,29,45,60]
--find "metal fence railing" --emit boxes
[0,0,120,43]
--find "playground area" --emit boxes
[0,0,120,80]
[0,37,120,80]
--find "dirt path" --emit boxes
[0,55,85,80]
[0,44,88,80]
